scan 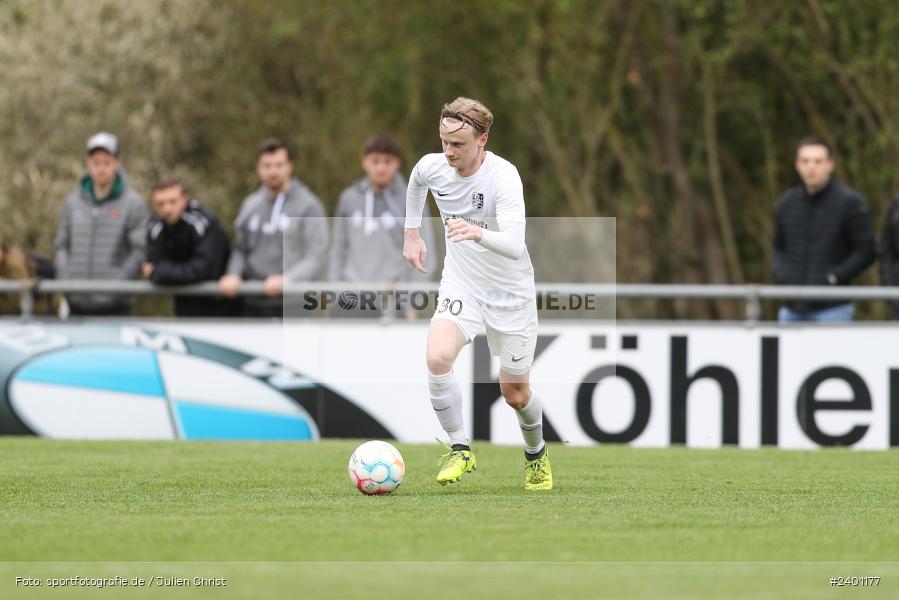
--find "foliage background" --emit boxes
[1,0,897,317]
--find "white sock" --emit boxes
[428,369,468,446]
[515,391,545,456]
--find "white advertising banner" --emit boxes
[0,320,896,449]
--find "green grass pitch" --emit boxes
[1,438,897,599]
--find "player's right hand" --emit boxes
[403,229,428,273]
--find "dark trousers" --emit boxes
[242,299,284,318]
[68,303,132,317]
[174,296,243,318]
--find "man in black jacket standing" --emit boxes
[773,136,875,322]
[144,179,235,317]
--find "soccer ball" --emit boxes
[348,440,405,495]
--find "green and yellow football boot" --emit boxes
[436,442,477,485]
[524,449,553,491]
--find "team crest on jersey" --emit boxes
[471,192,484,210]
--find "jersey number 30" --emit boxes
[437,298,463,316]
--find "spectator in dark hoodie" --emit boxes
[218,138,328,317]
[772,136,875,322]
[53,132,148,316]
[330,134,435,318]
[144,178,235,317]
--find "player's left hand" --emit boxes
[142,262,154,279]
[446,218,483,243]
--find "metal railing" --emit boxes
[4,279,899,321]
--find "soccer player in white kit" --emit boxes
[403,97,552,490]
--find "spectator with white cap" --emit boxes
[53,132,148,316]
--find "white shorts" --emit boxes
[432,281,538,375]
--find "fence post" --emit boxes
[745,284,761,324]
[19,280,34,321]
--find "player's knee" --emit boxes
[426,346,455,374]
[500,383,529,410]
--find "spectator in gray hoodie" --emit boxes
[219,138,328,317]
[53,132,148,316]
[330,135,435,318]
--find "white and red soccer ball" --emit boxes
[348,440,405,495]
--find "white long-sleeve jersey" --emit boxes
[405,151,536,309]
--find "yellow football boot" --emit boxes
[524,449,553,491]
[436,443,477,485]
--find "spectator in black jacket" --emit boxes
[773,136,875,322]
[144,179,236,317]
[878,195,899,318]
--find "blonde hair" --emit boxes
[439,97,493,135]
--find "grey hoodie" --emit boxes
[330,173,435,282]
[54,171,148,313]
[227,178,329,281]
